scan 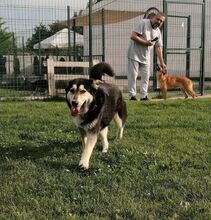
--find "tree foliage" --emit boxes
[26,22,66,50]
[26,20,83,51]
[0,18,13,54]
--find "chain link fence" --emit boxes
[0,0,210,100]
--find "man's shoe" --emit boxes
[140,96,149,101]
[130,96,137,101]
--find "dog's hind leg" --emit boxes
[187,88,197,98]
[188,90,197,99]
[79,132,98,170]
[181,88,188,99]
[99,126,109,153]
[113,113,124,139]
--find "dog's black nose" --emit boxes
[71,100,78,107]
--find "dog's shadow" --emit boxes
[0,139,81,161]
[1,139,104,175]
[42,160,102,176]
[1,134,120,175]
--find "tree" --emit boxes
[0,18,13,54]
[26,23,50,50]
[26,21,83,50]
[48,22,66,36]
[26,22,67,50]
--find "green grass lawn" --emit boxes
[0,98,210,219]
[0,88,32,98]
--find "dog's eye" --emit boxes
[80,90,86,94]
[70,88,75,94]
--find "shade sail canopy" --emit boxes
[60,9,145,27]
[33,28,84,49]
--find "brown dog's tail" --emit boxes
[89,62,115,80]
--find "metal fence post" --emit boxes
[186,16,191,78]
[200,0,206,96]
[101,8,105,62]
[163,0,168,64]
[67,6,71,61]
[89,0,93,67]
[22,36,25,75]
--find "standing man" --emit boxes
[127,12,166,101]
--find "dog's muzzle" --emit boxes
[70,100,86,116]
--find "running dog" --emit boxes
[156,65,197,99]
[65,62,127,170]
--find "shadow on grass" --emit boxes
[0,140,92,174]
[0,136,119,174]
[0,140,81,161]
[39,158,102,176]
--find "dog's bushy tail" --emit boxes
[89,62,115,80]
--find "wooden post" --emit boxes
[46,59,100,96]
[47,59,55,96]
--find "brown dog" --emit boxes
[156,65,197,99]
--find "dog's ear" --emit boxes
[91,80,110,96]
[162,67,168,75]
[156,64,160,71]
[65,86,70,93]
[65,80,74,93]
[80,88,105,126]
[91,79,103,90]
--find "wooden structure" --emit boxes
[46,59,99,96]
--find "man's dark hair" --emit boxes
[156,11,166,18]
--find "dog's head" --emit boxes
[156,64,168,81]
[156,64,167,74]
[65,78,102,117]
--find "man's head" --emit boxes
[150,12,165,29]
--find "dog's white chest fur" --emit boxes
[72,115,98,131]
[72,116,83,127]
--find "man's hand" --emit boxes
[131,32,156,47]
[145,40,156,46]
[160,63,167,69]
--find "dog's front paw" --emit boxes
[79,160,89,170]
[102,147,108,153]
